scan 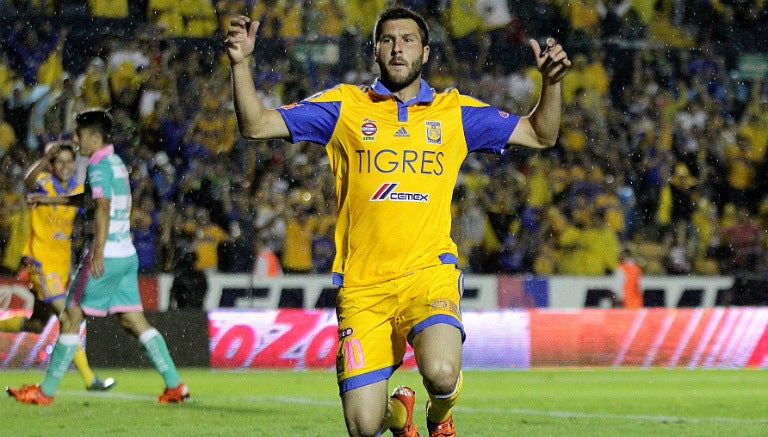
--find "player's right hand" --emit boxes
[26,193,47,207]
[225,16,259,65]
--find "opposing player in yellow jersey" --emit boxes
[226,7,570,436]
[0,142,114,391]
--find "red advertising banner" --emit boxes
[0,276,34,310]
[530,308,768,368]
[0,311,87,369]
[4,308,768,370]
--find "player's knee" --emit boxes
[345,414,384,437]
[420,361,460,395]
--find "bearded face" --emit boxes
[374,19,429,93]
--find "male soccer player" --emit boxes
[0,141,114,392]
[7,110,188,405]
[226,7,570,436]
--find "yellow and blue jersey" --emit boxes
[22,172,83,300]
[278,79,520,287]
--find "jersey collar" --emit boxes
[371,78,434,105]
[51,175,78,195]
[88,144,114,165]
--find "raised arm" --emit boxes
[26,191,85,208]
[508,38,571,149]
[225,16,290,140]
[24,141,61,190]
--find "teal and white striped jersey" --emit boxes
[85,145,136,258]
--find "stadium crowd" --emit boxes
[0,0,767,283]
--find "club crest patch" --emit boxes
[425,120,442,145]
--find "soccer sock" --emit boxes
[0,316,24,332]
[41,334,80,396]
[426,371,463,424]
[73,344,97,387]
[139,328,182,388]
[384,395,409,430]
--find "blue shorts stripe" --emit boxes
[339,366,396,395]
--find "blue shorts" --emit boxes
[67,253,143,316]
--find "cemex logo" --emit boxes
[370,183,429,202]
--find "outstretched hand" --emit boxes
[225,16,260,65]
[26,193,47,207]
[529,38,571,85]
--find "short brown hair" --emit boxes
[373,7,429,46]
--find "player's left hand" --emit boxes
[91,252,105,279]
[530,38,571,84]
[225,15,259,65]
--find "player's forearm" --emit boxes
[60,192,86,206]
[527,81,562,147]
[231,62,271,139]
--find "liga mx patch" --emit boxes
[361,119,377,142]
[426,120,442,145]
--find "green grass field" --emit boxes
[3,368,767,436]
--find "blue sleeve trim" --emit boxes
[278,100,340,145]
[439,253,458,266]
[339,365,397,395]
[461,106,520,154]
[332,272,344,286]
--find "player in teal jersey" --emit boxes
[226,7,570,436]
[7,110,188,405]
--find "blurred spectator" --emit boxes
[158,104,191,160]
[615,248,642,308]
[596,0,633,40]
[254,183,287,260]
[249,0,288,65]
[150,151,177,203]
[281,188,320,274]
[476,0,514,72]
[132,196,160,273]
[721,206,766,274]
[560,208,620,275]
[345,0,387,61]
[169,251,208,309]
[186,207,229,272]
[445,0,483,79]
[88,0,129,19]
[564,0,601,45]
[108,37,151,75]
[180,0,218,37]
[656,162,696,236]
[187,95,238,156]
[75,57,112,110]
[510,0,568,42]
[664,223,694,275]
[452,187,488,272]
[0,106,18,156]
[275,0,302,42]
[147,0,185,37]
[5,19,60,85]
[255,70,284,109]
[311,0,347,39]
[690,196,721,275]
[723,133,760,212]
[0,53,18,100]
[252,236,282,277]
